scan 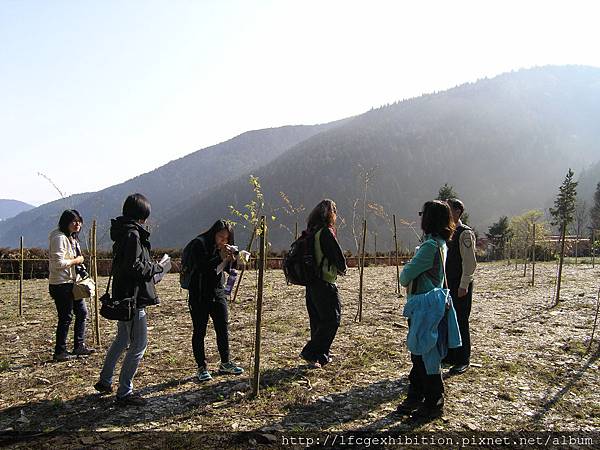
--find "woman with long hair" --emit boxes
[94,193,164,406]
[49,209,95,361]
[397,200,459,420]
[300,199,347,368]
[185,219,244,382]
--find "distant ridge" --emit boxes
[2,66,600,251]
[0,199,35,221]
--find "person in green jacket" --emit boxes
[397,200,455,420]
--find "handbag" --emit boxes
[73,276,96,300]
[99,273,138,321]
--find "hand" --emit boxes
[457,287,468,298]
[72,256,85,266]
[219,247,234,261]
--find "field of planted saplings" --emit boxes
[0,262,599,448]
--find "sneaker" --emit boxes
[448,363,470,375]
[197,368,213,382]
[73,344,96,356]
[218,361,244,375]
[53,352,75,362]
[115,392,147,407]
[320,355,333,366]
[94,380,112,394]
[396,396,424,414]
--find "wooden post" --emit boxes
[356,219,367,322]
[531,224,536,286]
[593,229,596,268]
[507,238,512,267]
[373,232,377,266]
[232,225,257,303]
[294,222,298,240]
[18,236,24,317]
[92,220,101,346]
[555,222,567,305]
[523,225,529,277]
[393,214,400,295]
[251,216,266,398]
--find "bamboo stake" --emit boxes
[356,219,367,322]
[523,225,529,277]
[393,214,400,295]
[19,236,24,317]
[251,216,266,398]
[531,224,536,286]
[373,232,377,266]
[92,220,101,346]
[593,230,596,269]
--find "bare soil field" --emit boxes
[0,262,599,448]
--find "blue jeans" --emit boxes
[49,283,88,354]
[99,308,148,398]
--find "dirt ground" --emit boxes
[0,262,599,449]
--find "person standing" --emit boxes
[49,210,96,361]
[396,200,460,419]
[94,193,164,406]
[186,220,244,382]
[444,198,477,375]
[300,199,347,368]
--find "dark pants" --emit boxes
[49,283,88,355]
[301,279,341,365]
[445,283,473,365]
[189,289,230,369]
[408,353,444,407]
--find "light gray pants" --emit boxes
[99,308,148,398]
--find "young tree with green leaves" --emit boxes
[549,169,578,305]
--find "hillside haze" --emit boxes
[2,66,600,251]
[0,200,34,221]
[154,66,600,251]
[0,123,344,248]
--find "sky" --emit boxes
[1,0,599,206]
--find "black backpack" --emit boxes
[283,229,323,286]
[180,236,200,289]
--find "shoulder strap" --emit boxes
[438,243,448,290]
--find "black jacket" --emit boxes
[110,216,163,307]
[188,235,234,302]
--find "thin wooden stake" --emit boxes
[593,230,596,268]
[393,214,400,295]
[373,232,377,266]
[251,216,266,398]
[555,222,567,305]
[356,219,367,322]
[531,224,536,286]
[92,220,101,346]
[523,225,529,277]
[294,222,298,240]
[19,236,24,317]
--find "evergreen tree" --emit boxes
[549,169,578,305]
[485,216,512,260]
[437,183,470,224]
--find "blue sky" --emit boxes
[2,0,599,205]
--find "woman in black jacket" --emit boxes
[300,199,347,368]
[186,219,244,382]
[94,193,163,406]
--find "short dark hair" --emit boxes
[200,219,235,248]
[421,200,455,242]
[58,209,83,238]
[122,193,151,221]
[307,199,337,231]
[447,198,465,216]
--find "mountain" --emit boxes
[0,122,346,248]
[0,200,35,221]
[153,65,600,251]
[3,65,600,252]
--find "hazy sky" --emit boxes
[2,0,599,206]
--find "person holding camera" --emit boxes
[49,209,96,361]
[184,219,244,382]
[94,193,164,406]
